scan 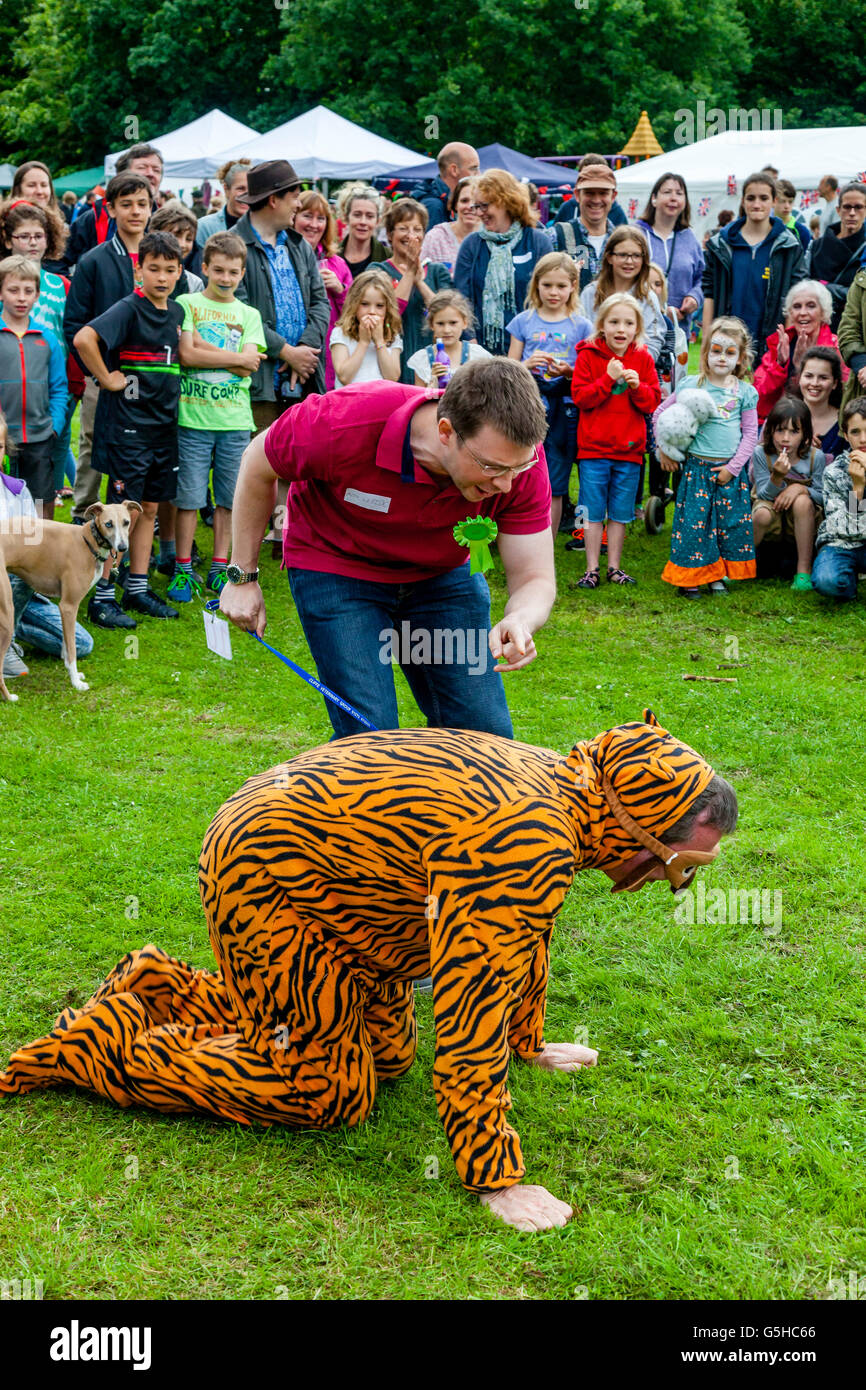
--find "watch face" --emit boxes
[226,564,244,584]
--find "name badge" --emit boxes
[512,252,533,264]
[344,488,392,513]
[202,609,232,661]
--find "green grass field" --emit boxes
[2,466,865,1300]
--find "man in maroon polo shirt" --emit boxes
[219,358,555,737]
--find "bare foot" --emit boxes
[480,1183,573,1232]
[531,1042,599,1072]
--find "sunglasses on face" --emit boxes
[454,430,540,478]
[601,774,721,894]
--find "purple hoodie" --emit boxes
[635,220,705,314]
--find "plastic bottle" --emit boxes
[434,338,451,387]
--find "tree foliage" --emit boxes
[0,0,860,175]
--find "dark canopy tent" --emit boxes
[376,143,576,191]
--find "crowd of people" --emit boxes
[3,138,866,706]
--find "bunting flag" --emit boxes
[697,196,711,218]
[627,197,638,218]
[727,175,737,195]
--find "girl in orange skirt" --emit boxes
[656,316,759,598]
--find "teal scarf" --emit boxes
[478,220,525,353]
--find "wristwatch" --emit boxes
[225,564,260,585]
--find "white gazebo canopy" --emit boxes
[615,125,866,232]
[105,109,262,180]
[215,105,427,181]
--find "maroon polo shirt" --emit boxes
[262,382,551,583]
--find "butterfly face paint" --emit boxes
[707,333,740,377]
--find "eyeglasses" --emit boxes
[11,233,46,244]
[469,202,490,213]
[601,774,721,894]
[611,252,642,261]
[454,430,539,478]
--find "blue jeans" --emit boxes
[9,574,93,658]
[542,393,577,496]
[287,565,514,740]
[812,543,866,600]
[578,457,641,524]
[52,393,78,492]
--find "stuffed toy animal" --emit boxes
[655,388,718,463]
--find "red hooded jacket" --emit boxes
[571,337,661,463]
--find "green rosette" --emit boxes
[453,515,498,575]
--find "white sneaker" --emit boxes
[3,640,29,677]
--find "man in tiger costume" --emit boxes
[0,711,736,1233]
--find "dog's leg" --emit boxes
[0,566,19,702]
[60,596,89,692]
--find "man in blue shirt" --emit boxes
[231,160,329,553]
[232,160,329,436]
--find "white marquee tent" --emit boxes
[615,126,866,232]
[215,105,427,182]
[104,109,262,180]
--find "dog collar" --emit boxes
[84,517,117,562]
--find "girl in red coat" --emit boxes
[571,293,661,587]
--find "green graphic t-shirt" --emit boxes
[177,293,266,432]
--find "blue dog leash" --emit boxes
[204,599,378,732]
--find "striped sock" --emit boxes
[159,537,176,563]
[175,556,193,573]
[94,578,114,600]
[211,556,227,570]
[126,573,148,596]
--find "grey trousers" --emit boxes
[71,379,102,520]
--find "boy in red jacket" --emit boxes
[571,292,660,586]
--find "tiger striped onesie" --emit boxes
[0,714,714,1194]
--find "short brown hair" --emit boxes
[149,198,197,238]
[838,182,866,207]
[841,395,866,430]
[437,358,547,446]
[202,231,247,267]
[475,169,533,227]
[775,178,796,200]
[383,196,428,238]
[0,254,40,291]
[117,143,163,173]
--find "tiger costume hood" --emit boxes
[555,708,716,871]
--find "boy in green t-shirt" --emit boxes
[169,232,265,599]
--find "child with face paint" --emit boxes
[654,316,758,596]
